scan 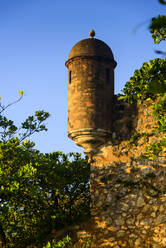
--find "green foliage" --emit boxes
[0,147,90,247]
[43,235,72,248]
[18,90,24,96]
[0,110,50,143]
[128,132,149,145]
[150,15,166,43]
[118,55,166,159]
[118,13,166,159]
[20,110,50,141]
[140,137,166,160]
[118,58,166,104]
[153,94,166,133]
[44,236,92,248]
[0,98,90,248]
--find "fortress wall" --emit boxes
[76,98,166,248]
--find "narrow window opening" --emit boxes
[69,71,72,84]
[106,68,110,82]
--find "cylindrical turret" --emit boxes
[65,31,117,155]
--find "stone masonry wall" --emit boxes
[75,98,166,248]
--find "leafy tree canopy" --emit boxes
[150,15,166,44]
[0,95,90,248]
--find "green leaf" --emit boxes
[18,90,24,96]
[149,80,166,93]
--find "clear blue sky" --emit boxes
[0,0,165,154]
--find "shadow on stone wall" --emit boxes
[111,96,138,145]
[92,96,138,160]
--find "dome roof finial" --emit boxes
[89,29,95,38]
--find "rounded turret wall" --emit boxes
[66,33,117,154]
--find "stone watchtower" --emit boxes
[65,30,117,156]
[65,32,166,248]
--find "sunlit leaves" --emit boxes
[0,98,53,247]
[43,235,72,248]
[118,58,166,103]
[0,136,89,247]
[18,90,24,96]
[35,110,50,121]
[20,110,50,141]
[150,15,166,43]
[118,58,166,160]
